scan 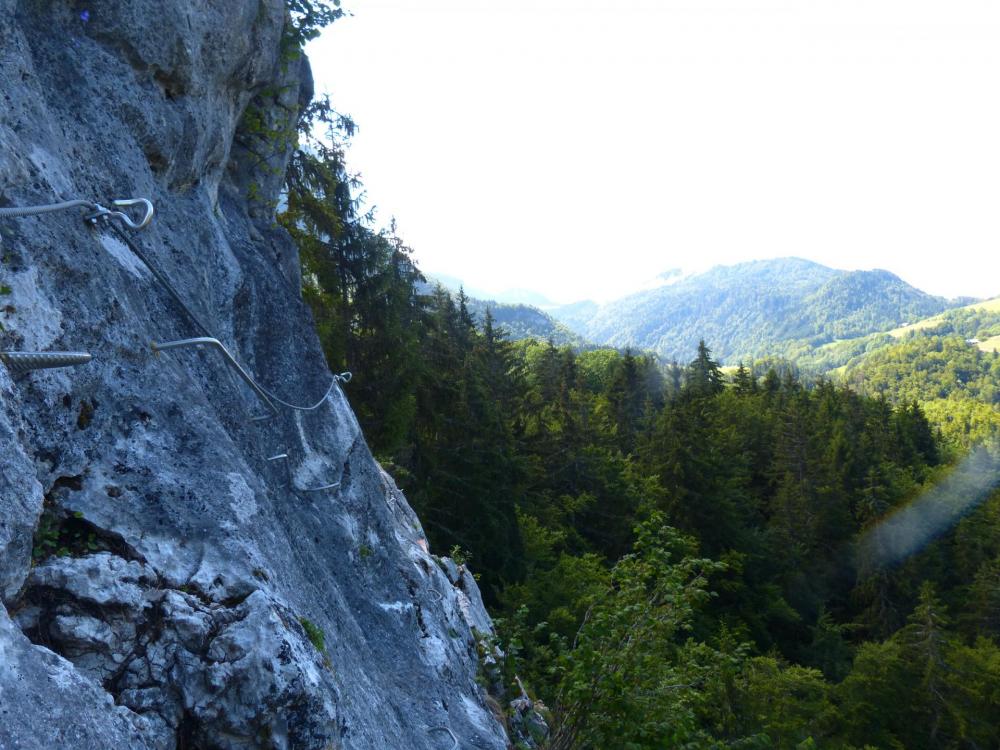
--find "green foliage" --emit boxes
[32,511,67,561]
[281,99,424,456]
[683,339,725,399]
[449,545,471,567]
[845,335,1000,405]
[836,585,1000,749]
[544,515,724,749]
[299,616,326,653]
[32,510,101,563]
[284,0,343,47]
[721,654,836,747]
[842,334,1000,448]
[234,2,345,211]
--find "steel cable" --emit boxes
[0,199,96,218]
[1,194,348,490]
[0,197,154,229]
[111,225,350,413]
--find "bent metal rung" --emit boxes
[150,336,349,417]
[266,453,341,493]
[151,337,279,418]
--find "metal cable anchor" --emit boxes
[0,351,92,376]
[85,198,155,230]
[0,196,154,231]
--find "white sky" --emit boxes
[307,0,1000,304]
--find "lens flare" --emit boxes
[857,447,1000,572]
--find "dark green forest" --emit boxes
[276,10,1000,746]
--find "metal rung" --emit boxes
[151,337,278,418]
[0,351,92,375]
[266,452,340,493]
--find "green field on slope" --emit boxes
[888,296,1000,338]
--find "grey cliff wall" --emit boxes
[0,2,508,748]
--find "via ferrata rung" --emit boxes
[0,351,92,376]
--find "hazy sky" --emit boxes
[307,0,1000,304]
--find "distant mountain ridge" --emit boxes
[422,276,585,347]
[550,257,964,363]
[465,297,585,347]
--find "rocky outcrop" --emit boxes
[0,2,508,748]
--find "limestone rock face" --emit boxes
[0,3,507,748]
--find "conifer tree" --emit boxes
[683,340,725,399]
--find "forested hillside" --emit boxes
[281,93,1000,747]
[553,258,958,364]
[463,292,585,348]
[771,295,1000,377]
[842,337,1000,447]
[754,299,1000,446]
[420,278,584,346]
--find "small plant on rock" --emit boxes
[32,510,100,563]
[299,616,326,653]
